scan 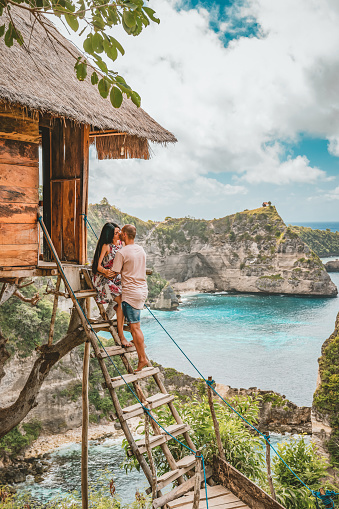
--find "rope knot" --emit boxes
[206,379,215,386]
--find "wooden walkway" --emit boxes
[167,486,250,508]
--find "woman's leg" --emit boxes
[114,295,133,347]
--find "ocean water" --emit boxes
[133,271,339,408]
[292,221,339,232]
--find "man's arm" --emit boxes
[112,251,124,278]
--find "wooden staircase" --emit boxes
[39,214,278,509]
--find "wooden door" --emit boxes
[42,118,88,264]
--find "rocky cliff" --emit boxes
[142,207,337,296]
[88,202,337,296]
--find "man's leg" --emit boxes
[129,322,148,371]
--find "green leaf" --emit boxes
[91,72,99,85]
[131,91,141,108]
[103,38,117,61]
[12,27,24,46]
[74,61,87,81]
[110,86,123,108]
[98,78,110,99]
[4,26,13,48]
[77,0,85,18]
[92,32,103,53]
[65,13,79,31]
[0,24,5,38]
[143,6,160,24]
[110,36,124,56]
[83,35,93,54]
[122,9,136,28]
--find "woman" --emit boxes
[92,222,132,348]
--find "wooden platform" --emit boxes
[166,486,249,509]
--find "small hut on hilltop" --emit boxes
[0,8,176,280]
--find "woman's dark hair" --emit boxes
[92,222,120,274]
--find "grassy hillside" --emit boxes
[291,226,339,257]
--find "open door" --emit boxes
[40,118,89,264]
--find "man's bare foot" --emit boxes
[134,360,148,373]
[120,337,133,348]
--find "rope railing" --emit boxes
[82,213,339,508]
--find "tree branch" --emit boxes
[13,289,40,306]
[0,326,87,438]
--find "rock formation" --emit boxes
[142,207,337,296]
[324,260,339,272]
[149,285,179,311]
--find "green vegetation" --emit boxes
[0,485,150,508]
[0,421,41,459]
[146,271,168,299]
[273,438,330,509]
[0,280,69,357]
[259,274,283,280]
[313,325,339,466]
[291,226,339,257]
[122,396,332,508]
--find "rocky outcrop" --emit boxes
[155,364,311,434]
[325,260,339,272]
[0,349,84,434]
[141,207,337,297]
[149,285,179,311]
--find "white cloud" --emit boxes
[325,186,339,200]
[55,0,339,218]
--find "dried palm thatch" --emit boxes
[0,7,177,149]
[94,133,150,160]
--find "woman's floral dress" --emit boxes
[92,244,122,304]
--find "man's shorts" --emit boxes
[122,301,141,324]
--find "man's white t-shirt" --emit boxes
[112,244,148,310]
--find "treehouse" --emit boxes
[0,8,176,282]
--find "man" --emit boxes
[112,224,148,372]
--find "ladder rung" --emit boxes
[95,345,137,359]
[110,366,160,388]
[90,321,112,331]
[73,290,97,299]
[121,393,175,420]
[136,423,190,454]
[146,454,197,494]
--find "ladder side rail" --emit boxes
[37,214,155,488]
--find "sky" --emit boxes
[57,0,339,223]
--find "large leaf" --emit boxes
[122,9,137,28]
[91,71,99,85]
[94,57,108,73]
[83,35,93,54]
[131,91,141,108]
[103,38,118,61]
[110,86,123,108]
[110,36,125,56]
[0,24,5,38]
[75,61,87,81]
[98,78,110,99]
[92,32,104,53]
[65,13,79,31]
[4,25,13,48]
[143,6,160,24]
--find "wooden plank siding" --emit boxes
[0,105,39,270]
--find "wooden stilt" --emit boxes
[48,275,61,346]
[144,411,157,500]
[265,432,276,500]
[81,297,91,509]
[207,376,226,461]
[192,451,202,509]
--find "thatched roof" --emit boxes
[0,8,177,145]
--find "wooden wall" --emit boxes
[0,105,39,269]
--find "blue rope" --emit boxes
[81,214,99,240]
[39,215,208,505]
[144,304,318,495]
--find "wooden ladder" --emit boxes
[39,214,251,509]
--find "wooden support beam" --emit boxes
[193,452,202,509]
[48,275,61,346]
[81,340,90,509]
[265,432,276,500]
[207,376,226,462]
[145,411,158,500]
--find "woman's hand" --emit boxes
[104,268,115,279]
